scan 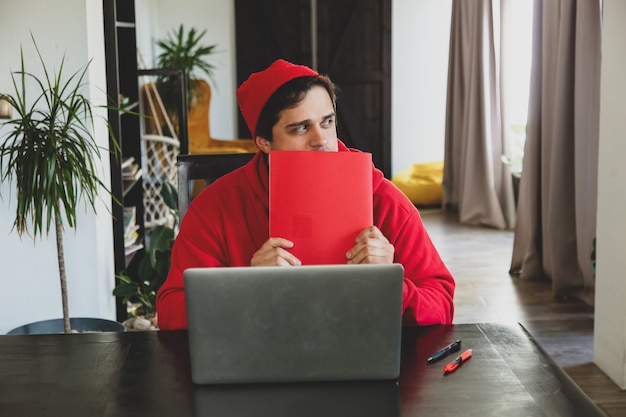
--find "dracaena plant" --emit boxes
[0,34,118,333]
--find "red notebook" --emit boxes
[269,151,373,265]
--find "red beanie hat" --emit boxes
[236,59,319,138]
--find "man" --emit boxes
[156,59,455,330]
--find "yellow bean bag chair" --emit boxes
[391,161,444,206]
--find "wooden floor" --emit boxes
[420,208,626,417]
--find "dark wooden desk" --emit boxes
[0,323,605,417]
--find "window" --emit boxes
[502,0,533,177]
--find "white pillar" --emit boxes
[594,0,626,389]
[0,1,116,333]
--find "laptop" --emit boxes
[184,263,404,385]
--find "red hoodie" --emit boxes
[157,142,455,330]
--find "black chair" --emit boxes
[177,153,256,220]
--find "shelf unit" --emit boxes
[103,0,145,321]
[137,68,189,154]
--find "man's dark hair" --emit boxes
[255,75,338,140]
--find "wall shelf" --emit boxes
[103,0,145,321]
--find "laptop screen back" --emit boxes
[184,264,404,384]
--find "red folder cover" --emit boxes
[269,151,373,265]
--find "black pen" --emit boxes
[427,340,461,364]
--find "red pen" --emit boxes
[443,349,472,374]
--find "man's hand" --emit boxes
[346,226,394,264]
[251,237,302,266]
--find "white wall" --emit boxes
[593,0,626,388]
[0,0,116,333]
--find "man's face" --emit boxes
[255,86,338,153]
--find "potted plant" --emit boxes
[113,182,178,330]
[155,24,218,109]
[152,24,256,154]
[151,24,218,145]
[0,35,124,334]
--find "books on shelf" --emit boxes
[122,157,142,182]
[121,156,135,170]
[123,206,136,233]
[124,243,144,257]
[124,225,140,247]
[123,206,141,253]
[121,157,143,259]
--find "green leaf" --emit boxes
[112,282,141,298]
[137,255,157,282]
[146,273,167,294]
[153,256,171,280]
[150,226,175,254]
[161,181,178,211]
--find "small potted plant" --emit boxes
[150,24,218,144]
[0,35,124,334]
[152,24,256,154]
[155,24,219,108]
[113,182,178,330]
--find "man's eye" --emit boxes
[322,117,335,127]
[294,124,307,133]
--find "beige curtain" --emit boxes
[443,0,516,230]
[510,0,601,303]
